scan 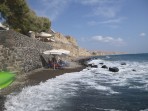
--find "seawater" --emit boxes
[4,53,148,111]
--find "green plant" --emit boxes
[0,0,51,34]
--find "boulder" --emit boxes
[87,64,93,67]
[132,69,136,72]
[87,64,98,68]
[109,67,119,72]
[91,65,98,68]
[99,62,104,65]
[101,65,108,69]
[121,62,126,65]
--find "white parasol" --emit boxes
[58,49,70,55]
[43,49,70,69]
[39,32,52,37]
[43,49,70,55]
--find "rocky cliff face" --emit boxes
[0,30,91,74]
[53,33,77,46]
[90,50,126,56]
[49,32,92,57]
[65,35,77,46]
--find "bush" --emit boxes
[0,0,51,34]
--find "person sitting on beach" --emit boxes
[51,57,62,69]
[52,57,57,63]
[58,59,66,67]
[48,60,53,68]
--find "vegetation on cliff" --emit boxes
[0,0,51,34]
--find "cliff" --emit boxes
[47,32,92,57]
[90,50,126,56]
[0,30,124,75]
[0,30,91,74]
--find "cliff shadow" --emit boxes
[40,55,48,68]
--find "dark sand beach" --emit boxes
[27,67,85,85]
[0,66,85,111]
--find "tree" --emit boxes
[0,0,51,34]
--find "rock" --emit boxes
[99,62,104,65]
[109,67,119,72]
[132,69,136,72]
[86,67,91,70]
[101,65,108,69]
[87,64,98,68]
[87,64,93,67]
[91,65,98,68]
[121,62,126,65]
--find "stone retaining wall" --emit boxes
[0,30,52,74]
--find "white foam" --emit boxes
[80,78,119,94]
[96,107,121,111]
[5,72,85,111]
[4,58,148,111]
[87,59,104,65]
[140,109,148,111]
[86,59,148,91]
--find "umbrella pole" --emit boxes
[54,62,55,70]
[53,55,56,70]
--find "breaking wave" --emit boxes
[4,54,148,111]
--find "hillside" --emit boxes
[0,29,125,75]
[0,30,92,74]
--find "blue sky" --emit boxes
[26,0,148,53]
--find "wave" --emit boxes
[4,57,148,111]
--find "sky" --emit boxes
[26,0,148,53]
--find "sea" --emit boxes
[4,53,148,111]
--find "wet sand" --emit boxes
[0,66,85,111]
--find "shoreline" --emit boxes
[27,66,85,86]
[0,60,86,111]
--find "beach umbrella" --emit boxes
[39,32,52,37]
[43,49,70,55]
[38,32,53,42]
[43,49,63,55]
[58,49,70,55]
[43,49,70,69]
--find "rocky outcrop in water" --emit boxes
[109,67,119,72]
[101,65,108,69]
